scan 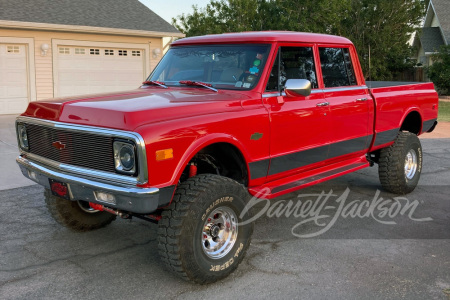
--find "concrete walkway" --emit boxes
[0,114,34,190]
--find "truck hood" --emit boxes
[23,87,253,131]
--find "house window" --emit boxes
[59,47,70,54]
[132,50,141,57]
[7,45,20,53]
[118,50,128,56]
[90,48,100,55]
[75,48,85,55]
[105,49,114,55]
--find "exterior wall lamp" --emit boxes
[41,43,49,56]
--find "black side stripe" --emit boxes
[329,135,373,159]
[373,128,399,147]
[249,134,373,180]
[248,159,270,180]
[269,144,328,176]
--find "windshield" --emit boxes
[147,44,271,90]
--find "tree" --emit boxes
[173,0,426,81]
[339,0,425,80]
[426,45,450,95]
[275,0,350,34]
[172,0,276,36]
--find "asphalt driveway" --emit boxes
[0,114,449,299]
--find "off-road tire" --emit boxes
[44,189,116,231]
[158,174,253,284]
[378,132,423,194]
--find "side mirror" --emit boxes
[284,79,311,97]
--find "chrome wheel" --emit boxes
[202,206,238,259]
[404,149,418,180]
[77,200,99,213]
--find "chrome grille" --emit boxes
[25,123,116,173]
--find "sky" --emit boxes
[139,0,211,24]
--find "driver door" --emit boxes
[263,44,332,181]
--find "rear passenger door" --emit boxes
[318,46,373,162]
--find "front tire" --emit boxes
[158,174,253,284]
[378,132,423,194]
[44,189,116,231]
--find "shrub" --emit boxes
[426,45,450,95]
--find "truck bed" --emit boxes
[367,81,438,151]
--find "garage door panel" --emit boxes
[59,71,87,82]
[56,46,145,97]
[3,86,28,98]
[5,59,26,69]
[0,44,29,114]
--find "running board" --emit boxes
[248,156,369,199]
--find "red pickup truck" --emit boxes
[16,32,438,284]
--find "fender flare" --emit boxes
[169,133,252,186]
[398,107,423,134]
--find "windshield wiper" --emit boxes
[179,80,218,92]
[142,81,168,89]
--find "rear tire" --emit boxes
[44,189,116,231]
[378,132,423,194]
[158,174,253,284]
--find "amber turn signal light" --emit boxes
[156,148,173,161]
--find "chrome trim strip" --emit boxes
[262,92,280,98]
[322,86,368,93]
[17,155,158,196]
[26,153,138,186]
[16,116,148,185]
[262,89,321,98]
[262,86,367,98]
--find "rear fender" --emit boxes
[399,107,423,135]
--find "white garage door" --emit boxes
[0,44,29,114]
[56,46,145,97]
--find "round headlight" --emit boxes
[113,141,136,174]
[119,144,135,171]
[18,124,29,150]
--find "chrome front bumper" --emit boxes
[17,155,174,214]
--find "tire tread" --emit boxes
[157,174,252,284]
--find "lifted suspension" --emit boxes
[88,202,161,224]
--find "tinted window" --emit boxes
[265,47,318,92]
[319,47,357,87]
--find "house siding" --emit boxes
[0,29,163,101]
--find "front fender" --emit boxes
[171,133,252,186]
[135,108,270,189]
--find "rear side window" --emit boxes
[319,47,357,87]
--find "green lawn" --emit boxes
[438,101,450,122]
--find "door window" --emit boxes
[319,47,357,87]
[265,47,318,92]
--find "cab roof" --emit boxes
[172,31,353,46]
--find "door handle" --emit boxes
[356,98,368,102]
[316,102,329,107]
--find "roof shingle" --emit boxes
[432,0,450,44]
[420,27,445,53]
[0,0,180,34]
